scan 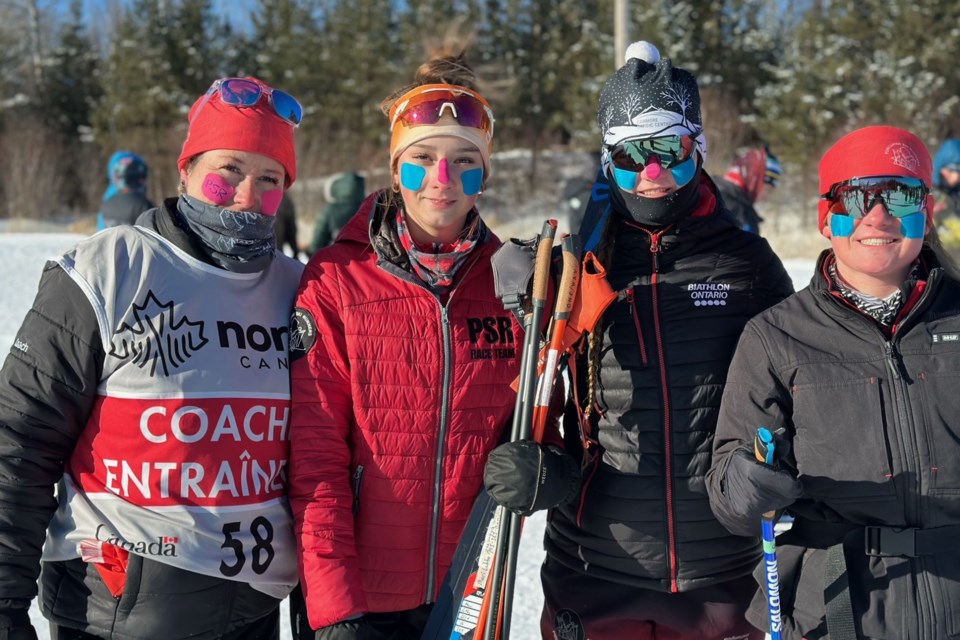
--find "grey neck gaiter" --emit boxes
[176,194,277,273]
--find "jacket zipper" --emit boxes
[647,231,679,592]
[423,255,483,604]
[425,304,453,603]
[626,290,649,365]
[352,465,365,516]
[376,246,484,604]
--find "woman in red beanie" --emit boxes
[286,47,523,640]
[708,125,960,639]
[0,77,304,640]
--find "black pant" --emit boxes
[50,607,280,640]
[289,584,432,640]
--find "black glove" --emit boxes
[484,441,581,516]
[720,448,803,522]
[314,615,374,640]
[0,624,38,640]
[0,611,38,640]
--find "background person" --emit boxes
[708,125,960,639]
[287,47,523,640]
[0,76,304,640]
[483,41,793,640]
[308,171,366,254]
[96,151,154,230]
[716,144,781,234]
[274,193,300,257]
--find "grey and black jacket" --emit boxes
[0,199,284,639]
[709,248,960,639]
[546,177,794,593]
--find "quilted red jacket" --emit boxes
[289,191,523,629]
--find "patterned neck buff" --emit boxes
[828,260,919,327]
[176,194,276,273]
[395,207,484,295]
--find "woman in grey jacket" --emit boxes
[708,125,960,640]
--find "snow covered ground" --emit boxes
[0,232,815,639]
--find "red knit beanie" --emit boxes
[818,125,932,229]
[178,77,297,186]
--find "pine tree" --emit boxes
[39,0,103,141]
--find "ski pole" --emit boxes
[476,220,556,640]
[754,427,783,640]
[495,234,582,639]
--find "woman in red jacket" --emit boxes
[287,47,523,640]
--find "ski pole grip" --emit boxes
[532,220,557,307]
[754,427,777,520]
[554,235,582,319]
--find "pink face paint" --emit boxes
[260,189,283,216]
[201,173,235,206]
[437,158,450,184]
[645,156,663,180]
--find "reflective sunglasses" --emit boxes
[193,77,303,127]
[821,175,929,219]
[389,84,494,135]
[608,135,697,172]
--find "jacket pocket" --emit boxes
[792,377,897,502]
[918,370,960,498]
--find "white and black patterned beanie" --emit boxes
[597,41,707,163]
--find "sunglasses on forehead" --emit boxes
[192,77,303,127]
[607,134,698,173]
[822,175,929,219]
[389,84,494,136]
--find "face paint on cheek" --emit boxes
[260,189,283,216]
[461,168,483,196]
[669,157,697,187]
[830,215,855,238]
[613,166,639,191]
[899,212,926,239]
[201,173,235,205]
[400,163,427,191]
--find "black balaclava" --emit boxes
[597,41,706,227]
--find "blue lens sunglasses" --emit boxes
[192,77,303,127]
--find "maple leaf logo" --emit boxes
[109,290,208,377]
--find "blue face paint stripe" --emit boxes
[831,215,855,237]
[461,168,483,196]
[400,163,426,191]
[900,212,926,239]
[669,157,696,187]
[613,166,638,191]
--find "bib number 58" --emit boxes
[219,516,275,577]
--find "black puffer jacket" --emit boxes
[0,200,285,639]
[716,177,762,234]
[546,177,794,593]
[709,248,960,640]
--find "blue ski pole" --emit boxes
[754,427,782,640]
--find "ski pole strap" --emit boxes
[823,541,858,640]
[491,237,538,317]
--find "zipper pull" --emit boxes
[352,465,364,515]
[649,234,661,273]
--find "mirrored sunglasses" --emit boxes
[390,85,494,135]
[822,176,928,219]
[608,135,697,173]
[194,77,303,127]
